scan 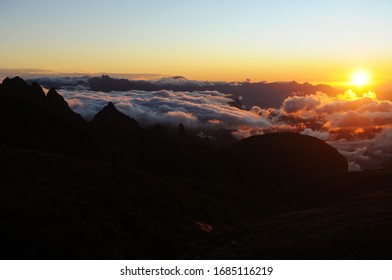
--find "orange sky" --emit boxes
[1,1,391,85]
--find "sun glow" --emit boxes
[351,70,370,87]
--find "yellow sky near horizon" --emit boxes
[1,1,391,86]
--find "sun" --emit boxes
[351,70,370,87]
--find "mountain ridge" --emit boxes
[88,75,340,108]
[1,76,391,260]
[27,75,340,109]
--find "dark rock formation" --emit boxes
[90,102,140,132]
[222,132,347,183]
[220,133,348,207]
[46,87,85,126]
[3,76,391,261]
[0,77,96,156]
[178,123,186,137]
[1,76,46,106]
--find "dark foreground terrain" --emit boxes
[1,77,392,259]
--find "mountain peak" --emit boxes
[106,102,116,110]
[0,77,93,155]
[91,102,140,130]
[2,76,30,92]
[3,76,26,84]
[46,87,68,108]
[47,87,61,97]
[45,87,85,126]
[1,76,46,106]
[98,102,124,116]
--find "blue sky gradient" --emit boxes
[1,0,391,82]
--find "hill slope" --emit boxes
[1,77,391,260]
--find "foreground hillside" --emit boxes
[191,167,392,259]
[1,77,391,259]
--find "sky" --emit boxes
[1,0,392,83]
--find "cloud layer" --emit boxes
[276,90,392,170]
[59,88,392,171]
[60,89,270,129]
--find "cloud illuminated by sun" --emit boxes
[351,70,370,87]
[337,89,377,101]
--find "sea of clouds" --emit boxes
[61,89,270,128]
[59,87,392,171]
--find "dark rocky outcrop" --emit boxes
[220,133,348,206]
[0,77,96,156]
[46,87,86,126]
[89,102,218,178]
[1,76,46,106]
[222,132,347,182]
[2,77,392,261]
[88,102,146,164]
[90,102,140,133]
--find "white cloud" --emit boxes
[59,87,392,171]
[59,89,271,129]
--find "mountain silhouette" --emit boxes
[88,101,218,178]
[0,77,96,155]
[91,102,140,132]
[46,87,86,126]
[1,76,391,260]
[223,132,347,181]
[1,76,46,106]
[220,133,348,206]
[87,75,340,108]
[88,101,148,164]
